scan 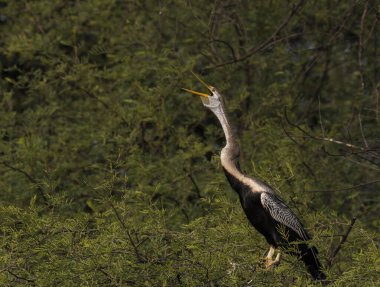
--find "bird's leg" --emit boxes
[265,246,281,269]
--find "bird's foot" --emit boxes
[265,253,280,269]
[265,247,281,269]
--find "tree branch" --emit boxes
[205,0,306,70]
[0,161,48,203]
[306,179,380,193]
[6,269,36,286]
[110,202,146,263]
[284,107,367,151]
[326,217,356,268]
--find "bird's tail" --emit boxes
[301,245,326,281]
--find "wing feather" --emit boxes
[260,192,309,240]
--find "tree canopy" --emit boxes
[0,0,379,286]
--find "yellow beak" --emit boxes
[182,72,211,98]
[181,88,209,98]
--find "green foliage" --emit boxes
[1,0,379,286]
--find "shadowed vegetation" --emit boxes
[0,1,379,286]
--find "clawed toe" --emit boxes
[265,246,281,269]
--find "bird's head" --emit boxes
[182,73,224,112]
[182,73,238,152]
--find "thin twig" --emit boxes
[188,174,202,199]
[284,107,366,150]
[206,0,306,69]
[75,84,129,125]
[109,202,146,263]
[0,161,48,203]
[0,161,37,184]
[358,113,368,148]
[326,217,356,268]
[317,137,364,151]
[358,0,369,92]
[306,179,380,193]
[208,38,237,61]
[6,269,36,285]
[280,117,304,148]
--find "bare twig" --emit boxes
[326,217,356,268]
[299,51,330,126]
[97,267,113,283]
[0,161,37,184]
[6,269,36,285]
[284,107,380,168]
[208,38,237,61]
[280,117,304,148]
[358,1,369,92]
[358,113,369,148]
[206,0,306,69]
[109,202,146,263]
[292,0,360,107]
[73,84,128,125]
[188,174,202,199]
[284,107,366,151]
[306,179,380,193]
[231,11,247,55]
[0,161,48,203]
[316,137,365,151]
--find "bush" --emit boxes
[1,1,379,286]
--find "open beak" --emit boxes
[182,72,212,98]
[181,88,209,98]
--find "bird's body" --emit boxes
[183,74,326,281]
[222,154,325,280]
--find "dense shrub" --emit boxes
[0,1,379,286]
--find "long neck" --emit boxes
[212,105,265,194]
[212,105,241,175]
[213,106,238,149]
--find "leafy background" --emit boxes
[0,0,379,286]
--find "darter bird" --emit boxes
[182,73,326,281]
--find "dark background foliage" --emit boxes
[0,0,379,286]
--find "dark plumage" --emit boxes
[182,75,326,281]
[224,168,326,280]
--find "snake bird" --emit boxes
[182,74,326,281]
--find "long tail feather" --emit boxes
[301,246,326,281]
